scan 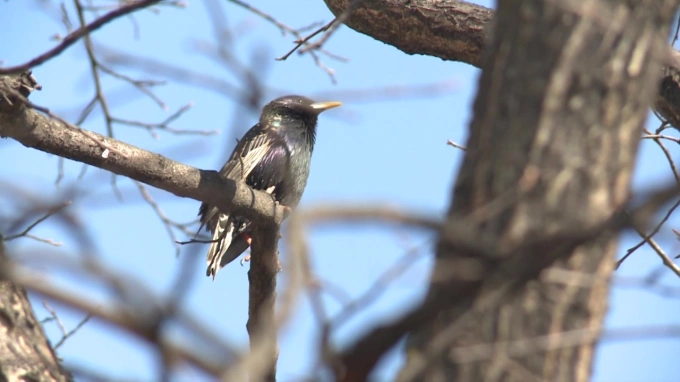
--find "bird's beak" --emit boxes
[310,101,342,112]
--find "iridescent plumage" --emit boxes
[197,95,341,279]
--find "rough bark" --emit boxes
[323,0,680,130]
[393,0,678,381]
[0,240,72,382]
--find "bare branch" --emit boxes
[446,139,467,151]
[0,74,287,229]
[226,0,340,82]
[0,0,163,75]
[4,201,72,243]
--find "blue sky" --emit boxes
[2,0,680,381]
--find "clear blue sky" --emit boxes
[2,1,679,381]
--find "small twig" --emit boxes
[23,234,64,247]
[277,19,335,61]
[644,128,680,184]
[42,300,92,349]
[42,301,68,336]
[55,314,92,349]
[297,0,364,55]
[135,181,197,257]
[74,0,114,138]
[641,133,680,144]
[616,208,680,278]
[300,205,440,230]
[98,63,168,110]
[225,0,339,82]
[112,103,216,138]
[4,201,72,243]
[447,139,468,151]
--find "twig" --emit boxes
[42,300,68,337]
[297,0,364,55]
[4,201,72,243]
[225,0,339,82]
[135,181,197,257]
[641,133,680,144]
[98,63,168,110]
[616,209,680,278]
[447,139,467,151]
[41,298,94,350]
[277,19,335,61]
[644,128,680,183]
[112,103,216,138]
[300,205,440,230]
[74,0,115,139]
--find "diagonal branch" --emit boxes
[0,0,162,75]
[0,73,286,229]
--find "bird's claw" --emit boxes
[240,254,251,266]
[238,255,281,273]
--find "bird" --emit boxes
[197,95,342,279]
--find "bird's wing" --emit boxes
[198,124,280,230]
[198,124,291,277]
[222,126,276,180]
[245,142,291,193]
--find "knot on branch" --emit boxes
[0,72,41,114]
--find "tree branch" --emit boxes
[0,74,287,228]
[0,71,291,378]
[246,225,281,382]
[0,0,162,75]
[322,0,680,129]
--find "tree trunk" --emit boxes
[400,0,678,381]
[0,240,72,382]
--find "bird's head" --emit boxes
[260,95,342,128]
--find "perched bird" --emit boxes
[198,95,342,279]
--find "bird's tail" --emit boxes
[206,214,235,280]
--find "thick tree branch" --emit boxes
[323,0,680,129]
[323,0,489,66]
[0,74,286,228]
